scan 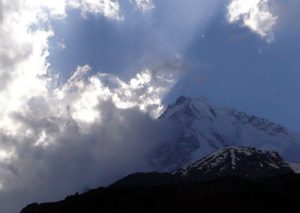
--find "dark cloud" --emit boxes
[0,99,176,213]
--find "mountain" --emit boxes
[21,147,299,213]
[153,96,300,170]
[175,146,294,180]
[115,147,294,186]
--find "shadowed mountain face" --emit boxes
[153,96,300,170]
[21,147,298,213]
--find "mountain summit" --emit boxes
[154,96,300,170]
[115,146,295,186]
[175,146,294,180]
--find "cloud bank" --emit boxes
[0,1,179,212]
[0,62,176,212]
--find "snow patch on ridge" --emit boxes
[289,163,300,173]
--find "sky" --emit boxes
[0,0,299,212]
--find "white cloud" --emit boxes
[227,0,278,42]
[0,0,128,133]
[0,1,176,211]
[130,0,155,12]
[68,0,123,20]
[51,65,175,126]
[0,0,163,132]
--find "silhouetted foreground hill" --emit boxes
[22,174,300,213]
[21,147,299,212]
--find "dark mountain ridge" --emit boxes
[21,147,299,213]
[22,174,300,213]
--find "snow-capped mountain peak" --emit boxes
[175,146,294,179]
[160,95,214,121]
[154,96,300,171]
